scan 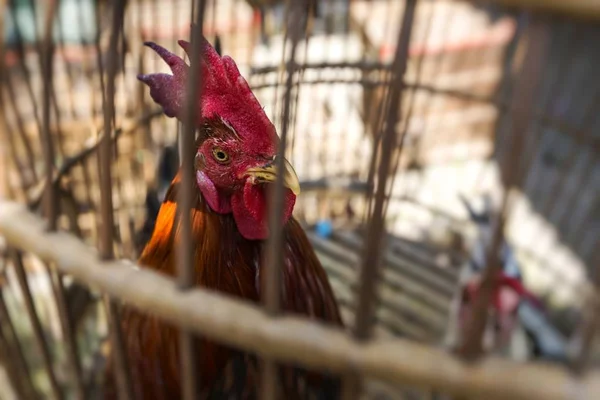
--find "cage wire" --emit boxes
[0,0,599,399]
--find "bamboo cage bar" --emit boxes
[343,1,417,398]
[38,2,87,398]
[47,264,87,400]
[260,1,306,398]
[40,0,58,231]
[4,0,41,185]
[459,14,549,360]
[10,250,63,399]
[0,202,598,400]
[177,0,207,397]
[98,1,134,399]
[0,285,37,399]
[0,313,27,399]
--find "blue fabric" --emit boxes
[315,220,333,238]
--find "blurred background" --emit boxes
[0,0,598,398]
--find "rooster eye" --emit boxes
[212,148,230,163]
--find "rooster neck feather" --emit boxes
[139,172,259,296]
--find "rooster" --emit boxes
[103,37,343,399]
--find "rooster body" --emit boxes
[104,38,343,399]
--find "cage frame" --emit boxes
[0,0,599,399]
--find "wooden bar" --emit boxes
[0,0,8,200]
[260,0,305,397]
[0,288,37,399]
[381,2,436,220]
[47,265,86,399]
[2,202,598,400]
[459,14,550,360]
[5,0,43,182]
[99,1,133,399]
[177,0,207,398]
[93,0,107,119]
[344,3,417,398]
[36,0,67,160]
[10,250,63,399]
[37,4,85,397]
[0,318,27,400]
[355,0,417,345]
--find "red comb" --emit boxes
[138,37,277,153]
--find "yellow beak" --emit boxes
[245,157,301,195]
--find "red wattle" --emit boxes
[196,171,232,214]
[231,182,296,240]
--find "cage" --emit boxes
[0,0,599,399]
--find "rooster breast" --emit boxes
[104,175,343,399]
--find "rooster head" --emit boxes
[138,38,300,240]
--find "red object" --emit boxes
[458,272,543,352]
[460,272,543,336]
[461,272,543,321]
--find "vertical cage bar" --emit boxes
[0,316,28,400]
[40,0,59,231]
[459,15,550,360]
[177,1,207,399]
[87,0,107,251]
[94,0,107,120]
[35,0,67,161]
[99,0,124,259]
[0,133,5,200]
[0,100,29,199]
[261,0,304,318]
[2,76,40,187]
[0,0,27,200]
[344,1,417,398]
[6,0,43,183]
[0,0,7,200]
[354,0,416,344]
[99,1,134,399]
[382,1,436,219]
[260,1,306,399]
[49,9,73,155]
[0,286,38,399]
[178,2,206,290]
[11,250,63,399]
[105,300,133,400]
[47,265,86,399]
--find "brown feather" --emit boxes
[104,168,343,399]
